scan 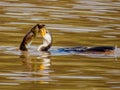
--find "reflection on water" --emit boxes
[19,51,52,83]
[0,0,120,89]
[0,51,53,86]
[20,51,50,71]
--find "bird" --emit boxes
[19,24,52,51]
[20,24,115,54]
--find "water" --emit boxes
[0,0,120,90]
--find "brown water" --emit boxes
[0,0,120,90]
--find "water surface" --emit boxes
[0,0,120,90]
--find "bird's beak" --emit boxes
[40,27,46,37]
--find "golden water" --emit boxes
[0,0,120,90]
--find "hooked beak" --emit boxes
[40,27,46,37]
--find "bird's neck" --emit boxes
[37,33,52,51]
[43,33,52,45]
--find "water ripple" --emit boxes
[0,83,19,85]
[0,1,35,7]
[0,26,20,31]
[53,75,104,79]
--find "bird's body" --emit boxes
[59,46,115,54]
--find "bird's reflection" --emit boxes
[20,51,52,83]
[20,51,32,71]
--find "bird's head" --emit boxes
[38,24,47,37]
[30,24,46,37]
